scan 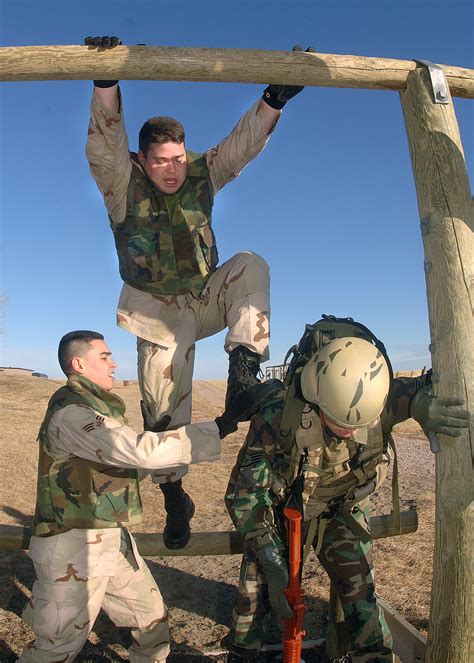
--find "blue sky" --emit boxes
[0,0,472,380]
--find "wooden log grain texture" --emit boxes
[400,67,473,663]
[328,596,427,663]
[0,46,473,98]
[0,510,418,554]
[377,597,426,663]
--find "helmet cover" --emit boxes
[300,337,390,427]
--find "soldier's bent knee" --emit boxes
[235,251,269,271]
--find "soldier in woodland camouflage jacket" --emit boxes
[85,35,315,550]
[19,329,246,663]
[224,327,469,663]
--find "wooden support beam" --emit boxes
[400,67,473,663]
[0,46,473,98]
[378,598,426,663]
[0,510,417,554]
[327,595,427,663]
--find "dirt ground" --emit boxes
[0,374,436,662]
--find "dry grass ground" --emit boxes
[0,374,435,662]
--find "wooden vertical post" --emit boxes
[400,66,473,662]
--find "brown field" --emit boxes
[0,374,435,662]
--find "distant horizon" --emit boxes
[0,362,430,382]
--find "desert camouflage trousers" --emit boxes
[231,502,393,662]
[19,532,169,662]
[137,251,270,484]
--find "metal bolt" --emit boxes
[437,90,447,100]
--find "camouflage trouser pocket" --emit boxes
[23,580,81,641]
[23,597,61,639]
[23,575,100,653]
[232,555,272,650]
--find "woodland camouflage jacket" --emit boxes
[34,374,221,537]
[225,374,430,547]
[34,374,142,537]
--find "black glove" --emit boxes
[256,544,293,619]
[262,45,316,110]
[84,36,121,88]
[410,386,470,438]
[215,379,283,439]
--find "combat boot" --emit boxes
[160,479,195,549]
[224,346,282,424]
[216,371,280,438]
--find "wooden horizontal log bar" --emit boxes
[0,46,472,98]
[0,510,417,555]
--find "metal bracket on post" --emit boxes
[414,59,450,104]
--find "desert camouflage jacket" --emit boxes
[225,375,429,545]
[86,89,277,340]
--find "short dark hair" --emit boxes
[58,330,104,376]
[139,116,185,155]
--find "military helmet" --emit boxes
[300,336,390,427]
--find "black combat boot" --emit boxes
[160,479,195,550]
[216,368,279,438]
[223,346,282,425]
[140,403,194,549]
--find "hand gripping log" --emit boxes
[283,507,306,663]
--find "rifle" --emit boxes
[283,506,306,663]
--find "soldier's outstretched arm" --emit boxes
[84,35,130,224]
[410,387,470,438]
[205,100,279,194]
[84,36,121,111]
[382,371,433,432]
[382,371,470,440]
[207,45,314,194]
[260,45,315,116]
[92,83,120,112]
[48,404,222,470]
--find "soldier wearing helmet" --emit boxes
[224,316,469,662]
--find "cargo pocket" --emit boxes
[25,597,61,639]
[91,471,137,523]
[127,229,161,281]
[27,580,91,643]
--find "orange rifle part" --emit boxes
[283,506,306,663]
